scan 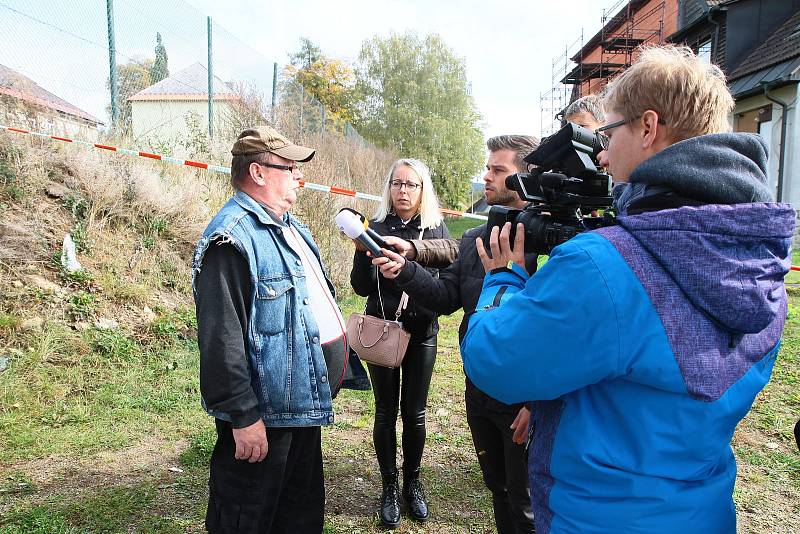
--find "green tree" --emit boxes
[107,58,153,133]
[353,33,484,208]
[289,37,323,70]
[150,32,169,83]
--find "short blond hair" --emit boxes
[374,158,443,229]
[603,45,734,142]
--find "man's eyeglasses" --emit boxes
[258,162,299,174]
[595,115,666,150]
[390,180,422,191]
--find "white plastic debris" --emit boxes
[61,234,82,272]
[93,318,119,330]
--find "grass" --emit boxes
[0,130,797,532]
[2,293,797,532]
[0,320,204,464]
[788,248,800,285]
[444,216,483,239]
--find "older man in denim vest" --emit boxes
[193,126,347,533]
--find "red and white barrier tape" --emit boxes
[0,124,488,221]
[4,124,798,270]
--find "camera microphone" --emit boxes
[335,208,393,257]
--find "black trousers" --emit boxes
[466,379,536,534]
[367,335,437,475]
[205,420,324,534]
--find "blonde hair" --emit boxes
[374,158,443,229]
[603,45,734,142]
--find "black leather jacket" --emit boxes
[349,213,450,340]
[396,224,538,342]
[395,223,539,411]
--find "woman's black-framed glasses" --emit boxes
[390,180,422,191]
[595,115,666,151]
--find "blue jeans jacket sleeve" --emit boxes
[460,233,624,404]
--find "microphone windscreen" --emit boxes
[335,210,366,240]
[337,207,367,227]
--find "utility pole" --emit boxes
[106,0,119,131]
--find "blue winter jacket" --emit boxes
[460,133,796,533]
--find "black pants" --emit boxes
[367,335,437,475]
[340,348,372,391]
[206,420,324,534]
[466,379,535,534]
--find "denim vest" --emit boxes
[192,190,335,427]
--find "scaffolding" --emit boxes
[539,32,583,138]
[539,0,668,137]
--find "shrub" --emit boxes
[68,291,96,320]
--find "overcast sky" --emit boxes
[186,0,611,139]
[0,0,615,140]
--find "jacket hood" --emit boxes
[628,132,774,204]
[617,133,795,334]
[618,204,794,334]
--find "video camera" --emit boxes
[484,122,614,255]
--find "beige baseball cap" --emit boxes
[231,125,315,162]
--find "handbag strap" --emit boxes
[375,226,425,322]
[357,318,389,348]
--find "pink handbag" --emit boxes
[347,269,411,368]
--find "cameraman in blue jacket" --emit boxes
[461,45,795,533]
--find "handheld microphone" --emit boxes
[335,209,386,257]
[366,227,392,250]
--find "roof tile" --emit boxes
[729,10,800,80]
[0,63,102,124]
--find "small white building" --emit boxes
[0,63,103,139]
[129,62,239,144]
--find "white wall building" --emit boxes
[129,62,239,147]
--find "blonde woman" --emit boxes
[349,158,449,528]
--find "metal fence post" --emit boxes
[207,16,213,139]
[271,62,277,123]
[105,0,118,132]
[299,85,304,135]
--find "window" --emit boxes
[697,39,712,64]
[735,104,777,197]
[735,105,773,134]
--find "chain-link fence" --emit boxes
[0,0,367,160]
[0,0,399,291]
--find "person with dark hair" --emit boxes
[462,45,795,533]
[193,125,346,533]
[373,135,539,534]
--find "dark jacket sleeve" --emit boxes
[195,241,260,429]
[350,249,377,297]
[395,234,464,316]
[410,237,460,268]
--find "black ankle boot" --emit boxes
[379,469,401,528]
[403,468,429,522]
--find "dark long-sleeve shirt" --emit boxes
[194,241,261,429]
